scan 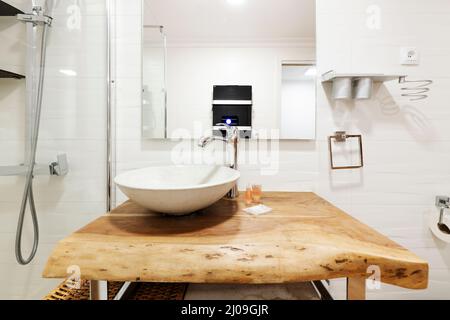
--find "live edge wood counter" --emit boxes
[43,192,428,297]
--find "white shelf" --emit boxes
[0,63,25,79]
[322,70,406,83]
[0,0,28,16]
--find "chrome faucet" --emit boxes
[199,124,239,199]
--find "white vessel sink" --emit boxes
[114,165,240,216]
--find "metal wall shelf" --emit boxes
[0,0,24,16]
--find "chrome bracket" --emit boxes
[436,196,450,209]
[17,6,53,26]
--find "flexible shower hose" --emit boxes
[15,22,49,266]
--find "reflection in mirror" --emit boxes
[142,25,167,139]
[142,0,316,140]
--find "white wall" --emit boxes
[0,0,107,299]
[116,0,450,300]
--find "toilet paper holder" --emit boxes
[435,196,450,235]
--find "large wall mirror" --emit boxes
[142,0,316,140]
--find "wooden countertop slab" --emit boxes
[43,192,428,289]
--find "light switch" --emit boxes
[400,47,420,65]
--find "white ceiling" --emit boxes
[144,0,315,42]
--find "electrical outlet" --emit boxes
[400,47,420,65]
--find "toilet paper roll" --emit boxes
[428,209,450,243]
